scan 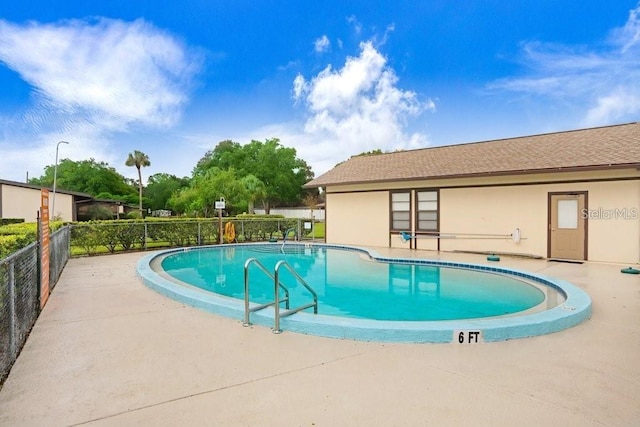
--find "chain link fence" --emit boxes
[0,225,70,386]
[1,218,320,386]
[50,226,70,284]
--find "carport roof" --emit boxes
[304,122,640,188]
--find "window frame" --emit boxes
[389,190,412,232]
[415,188,439,233]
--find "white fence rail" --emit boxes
[254,208,324,220]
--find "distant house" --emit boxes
[151,209,172,218]
[0,179,135,222]
[0,179,88,222]
[75,198,137,221]
[304,122,640,264]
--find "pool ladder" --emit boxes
[243,258,318,334]
[281,227,296,252]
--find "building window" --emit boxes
[416,190,438,231]
[391,191,411,230]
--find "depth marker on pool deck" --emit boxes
[454,330,483,343]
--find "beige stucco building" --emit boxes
[0,179,132,222]
[305,122,640,264]
[0,180,81,222]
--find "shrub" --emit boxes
[0,223,37,259]
[0,218,25,226]
[146,220,201,246]
[70,223,101,256]
[0,234,33,259]
[234,215,296,241]
[65,216,305,256]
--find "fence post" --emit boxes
[35,213,42,307]
[8,259,16,362]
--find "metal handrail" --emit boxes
[243,258,289,327]
[281,227,296,252]
[273,260,318,334]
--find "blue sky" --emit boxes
[1,1,639,184]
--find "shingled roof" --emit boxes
[304,122,640,188]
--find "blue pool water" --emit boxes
[160,244,546,321]
[139,243,592,342]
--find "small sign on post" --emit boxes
[216,198,226,244]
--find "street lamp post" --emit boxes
[51,141,69,221]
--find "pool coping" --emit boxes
[136,243,592,343]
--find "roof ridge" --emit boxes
[388,121,640,156]
[451,121,639,146]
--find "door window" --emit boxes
[557,199,578,229]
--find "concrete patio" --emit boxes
[0,249,638,426]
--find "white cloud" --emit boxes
[380,23,395,46]
[195,41,433,178]
[616,2,640,52]
[314,35,330,53]
[293,74,306,101]
[585,87,640,123]
[0,17,201,181]
[0,18,200,129]
[346,15,362,35]
[488,3,640,127]
[292,41,434,174]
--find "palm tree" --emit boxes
[241,174,267,214]
[125,150,151,215]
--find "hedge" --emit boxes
[68,217,299,255]
[1,216,303,259]
[0,221,65,259]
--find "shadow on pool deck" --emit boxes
[0,249,639,426]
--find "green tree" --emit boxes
[30,158,136,198]
[248,138,313,212]
[241,174,267,214]
[167,186,198,216]
[192,140,243,177]
[354,149,384,157]
[146,173,190,211]
[192,138,314,213]
[125,150,151,214]
[169,168,246,217]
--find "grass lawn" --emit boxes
[306,222,325,239]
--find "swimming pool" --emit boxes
[137,243,592,343]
